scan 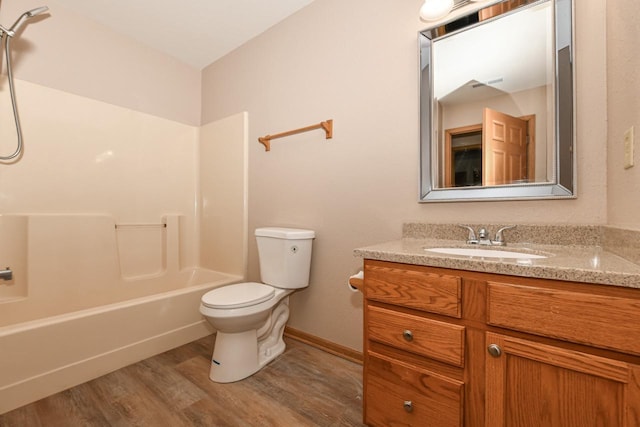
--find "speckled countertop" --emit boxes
[353,223,640,289]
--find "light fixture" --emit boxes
[419,0,454,21]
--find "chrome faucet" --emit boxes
[457,225,478,244]
[477,228,491,245]
[491,225,517,246]
[458,225,516,246]
[0,267,13,281]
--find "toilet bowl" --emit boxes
[199,227,315,383]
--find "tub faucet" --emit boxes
[0,267,13,281]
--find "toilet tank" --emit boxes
[255,227,315,289]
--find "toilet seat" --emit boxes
[202,282,275,309]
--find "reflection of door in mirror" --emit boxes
[443,108,535,187]
[484,108,533,185]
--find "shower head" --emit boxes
[27,6,50,17]
[7,6,49,36]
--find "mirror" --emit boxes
[419,0,575,202]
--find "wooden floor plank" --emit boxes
[33,384,113,427]
[175,353,314,426]
[0,336,364,426]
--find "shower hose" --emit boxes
[0,35,24,161]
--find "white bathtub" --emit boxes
[0,267,239,414]
[0,215,243,414]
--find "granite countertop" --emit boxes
[353,223,640,289]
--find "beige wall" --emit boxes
[1,0,201,126]
[607,0,640,230]
[201,0,608,351]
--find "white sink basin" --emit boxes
[424,247,548,259]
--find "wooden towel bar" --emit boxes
[258,119,333,151]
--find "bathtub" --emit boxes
[0,215,243,414]
[0,267,239,414]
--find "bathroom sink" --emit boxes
[424,247,548,259]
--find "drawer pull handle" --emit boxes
[487,344,502,358]
[403,400,413,413]
[402,330,414,342]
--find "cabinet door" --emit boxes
[485,332,640,427]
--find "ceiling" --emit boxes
[55,0,316,70]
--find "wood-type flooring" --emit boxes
[0,335,365,427]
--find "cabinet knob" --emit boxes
[402,330,414,342]
[403,400,413,413]
[487,344,502,358]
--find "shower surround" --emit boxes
[0,80,248,413]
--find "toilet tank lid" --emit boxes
[255,227,315,239]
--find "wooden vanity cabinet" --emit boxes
[363,261,469,427]
[362,259,640,427]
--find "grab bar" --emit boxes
[115,223,167,229]
[0,267,13,281]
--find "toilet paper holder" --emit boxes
[348,271,364,292]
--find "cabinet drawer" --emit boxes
[365,263,462,318]
[487,281,640,355]
[367,305,465,367]
[365,354,463,427]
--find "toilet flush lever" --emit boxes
[0,267,13,281]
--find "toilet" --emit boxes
[200,227,315,383]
